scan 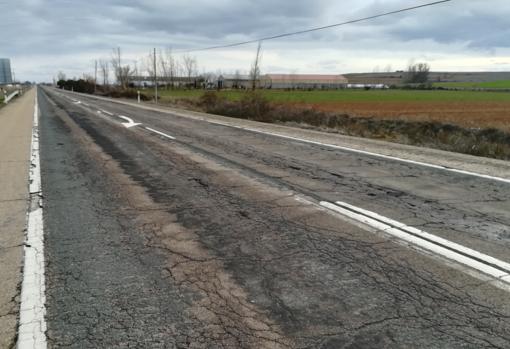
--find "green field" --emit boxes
[433,80,510,89]
[147,88,510,104]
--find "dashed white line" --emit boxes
[320,200,510,288]
[18,88,47,349]
[100,109,113,116]
[145,127,176,140]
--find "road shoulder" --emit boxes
[0,88,35,348]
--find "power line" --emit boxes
[178,0,452,53]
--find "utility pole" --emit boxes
[94,60,97,94]
[153,48,158,104]
[250,41,263,90]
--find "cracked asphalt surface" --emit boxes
[38,87,510,348]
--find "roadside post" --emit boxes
[137,90,141,104]
[153,47,158,105]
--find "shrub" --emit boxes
[199,91,222,108]
[106,89,149,101]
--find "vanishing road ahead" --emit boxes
[34,86,510,348]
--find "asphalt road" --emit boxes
[38,86,510,348]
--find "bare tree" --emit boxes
[82,73,95,83]
[57,71,66,82]
[99,59,109,87]
[111,47,122,86]
[182,54,197,87]
[111,47,134,89]
[233,70,241,89]
[201,71,217,89]
[405,62,430,84]
[159,48,178,89]
[144,51,156,79]
[249,41,263,90]
[158,50,168,89]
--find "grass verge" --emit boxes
[197,91,510,160]
[433,80,510,89]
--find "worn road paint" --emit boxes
[145,127,176,140]
[320,201,510,287]
[118,115,141,128]
[18,88,47,349]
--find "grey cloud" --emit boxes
[1,0,510,81]
[348,0,510,49]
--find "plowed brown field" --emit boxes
[301,101,510,132]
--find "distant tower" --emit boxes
[0,58,13,84]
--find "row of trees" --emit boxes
[57,44,430,90]
[405,62,430,84]
[57,47,200,91]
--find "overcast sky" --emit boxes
[1,0,509,82]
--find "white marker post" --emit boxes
[137,90,141,104]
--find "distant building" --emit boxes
[261,74,348,89]
[0,58,12,84]
[217,74,253,89]
[347,83,389,89]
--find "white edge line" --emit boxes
[320,201,510,285]
[145,127,176,140]
[18,88,47,348]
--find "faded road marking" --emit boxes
[18,88,47,349]
[118,115,141,128]
[145,127,176,140]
